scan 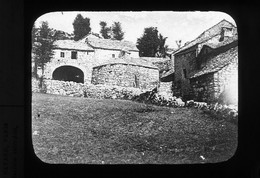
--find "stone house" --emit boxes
[43,34,159,89]
[92,55,159,90]
[172,19,238,103]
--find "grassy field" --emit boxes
[32,93,237,164]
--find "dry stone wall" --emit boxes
[33,79,146,100]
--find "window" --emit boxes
[71,51,77,59]
[112,54,115,58]
[60,52,65,58]
[183,69,187,79]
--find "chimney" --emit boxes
[219,27,234,42]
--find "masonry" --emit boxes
[92,63,159,90]
[189,46,238,103]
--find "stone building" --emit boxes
[43,34,159,89]
[172,19,238,103]
[92,55,159,90]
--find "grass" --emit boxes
[32,93,237,164]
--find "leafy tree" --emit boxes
[99,21,111,39]
[137,27,169,58]
[156,34,168,57]
[32,21,56,90]
[111,22,124,40]
[73,14,91,41]
[53,30,72,40]
[136,27,160,57]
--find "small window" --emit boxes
[60,52,65,58]
[71,51,77,59]
[112,54,115,58]
[183,69,187,79]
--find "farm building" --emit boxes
[171,19,238,104]
[42,33,160,90]
[92,55,159,90]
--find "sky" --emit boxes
[34,11,236,49]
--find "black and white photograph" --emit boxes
[31,11,238,164]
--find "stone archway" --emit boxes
[52,66,84,83]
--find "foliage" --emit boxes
[137,27,168,57]
[99,21,111,39]
[156,34,169,58]
[32,21,56,89]
[111,22,124,40]
[53,29,73,40]
[73,14,91,41]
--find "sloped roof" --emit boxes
[202,34,238,49]
[140,57,170,63]
[85,36,139,51]
[161,68,174,79]
[174,19,236,55]
[189,46,238,78]
[53,40,94,51]
[93,56,158,69]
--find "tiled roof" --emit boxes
[174,19,236,55]
[189,46,238,78]
[53,40,94,51]
[85,36,139,51]
[93,56,158,69]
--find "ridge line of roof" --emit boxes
[174,19,236,55]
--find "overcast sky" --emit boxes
[34,11,236,49]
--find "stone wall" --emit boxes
[33,79,146,100]
[44,79,85,97]
[213,58,238,104]
[92,64,159,90]
[189,59,238,104]
[32,77,40,92]
[190,73,216,102]
[44,49,95,84]
[173,49,197,97]
[158,81,172,94]
[94,49,139,64]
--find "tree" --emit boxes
[137,27,169,58]
[53,29,73,40]
[73,14,91,41]
[111,22,124,40]
[99,21,111,39]
[32,21,56,90]
[136,27,160,57]
[156,34,168,57]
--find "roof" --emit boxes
[174,19,236,55]
[161,68,174,79]
[202,34,238,50]
[53,40,94,51]
[189,46,238,78]
[93,56,158,69]
[140,57,170,63]
[84,36,139,52]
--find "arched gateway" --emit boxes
[52,66,84,83]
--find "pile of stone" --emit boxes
[132,90,186,107]
[186,100,238,124]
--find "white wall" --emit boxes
[53,49,95,63]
